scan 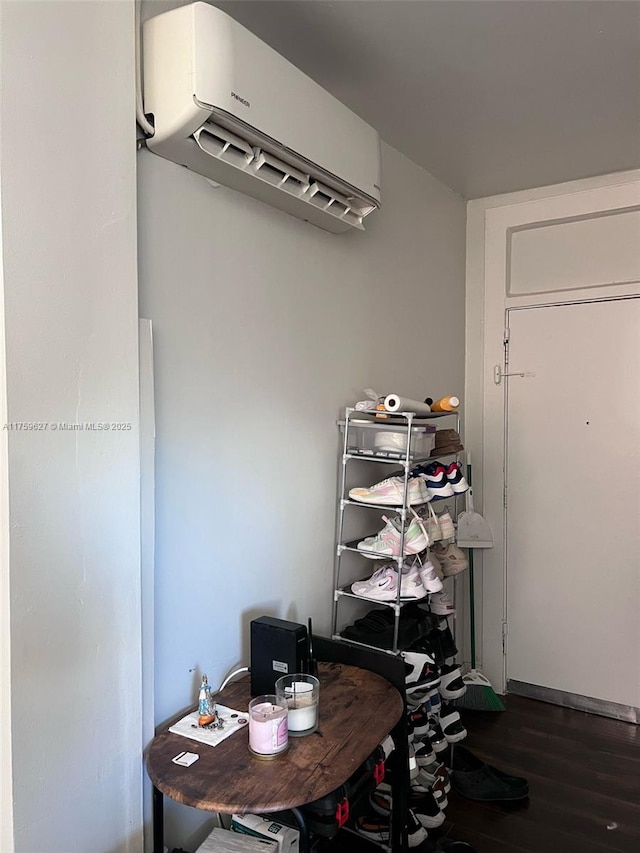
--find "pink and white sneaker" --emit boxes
[357,514,429,559]
[428,589,456,616]
[349,476,429,507]
[351,563,427,601]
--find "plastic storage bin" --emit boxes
[339,420,436,459]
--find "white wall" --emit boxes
[0,2,142,851]
[138,140,466,848]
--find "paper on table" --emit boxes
[168,704,249,748]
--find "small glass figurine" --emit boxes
[197,674,221,728]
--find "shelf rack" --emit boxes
[331,406,462,656]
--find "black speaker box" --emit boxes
[250,616,309,696]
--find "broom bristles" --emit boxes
[453,669,506,712]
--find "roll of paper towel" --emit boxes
[384,394,432,415]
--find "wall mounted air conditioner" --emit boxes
[142,2,381,234]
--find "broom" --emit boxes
[453,460,506,712]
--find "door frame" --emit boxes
[465,171,640,693]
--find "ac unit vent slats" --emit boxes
[250,149,310,198]
[194,124,254,169]
[189,122,366,230]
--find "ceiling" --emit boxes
[213,0,640,199]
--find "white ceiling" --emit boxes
[215,0,640,198]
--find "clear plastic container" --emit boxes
[339,420,436,459]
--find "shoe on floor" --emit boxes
[450,745,529,790]
[349,475,429,507]
[450,745,529,802]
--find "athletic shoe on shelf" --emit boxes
[420,760,452,794]
[414,737,436,767]
[376,783,446,830]
[406,809,429,847]
[341,603,431,650]
[412,772,448,811]
[406,683,440,708]
[357,514,428,559]
[426,720,448,754]
[436,510,456,540]
[440,664,467,700]
[408,703,431,737]
[403,650,441,694]
[444,461,469,494]
[430,551,444,580]
[355,813,390,844]
[428,692,442,716]
[440,704,467,743]
[351,563,427,601]
[408,742,420,780]
[349,475,429,507]
[361,798,428,848]
[417,558,443,593]
[414,797,445,830]
[415,464,455,500]
[432,543,469,577]
[428,589,456,616]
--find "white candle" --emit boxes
[284,682,318,733]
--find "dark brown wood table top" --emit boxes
[146,662,403,815]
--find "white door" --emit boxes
[505,298,640,711]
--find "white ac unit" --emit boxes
[142,2,381,234]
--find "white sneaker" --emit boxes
[429,589,456,616]
[349,476,429,507]
[416,558,443,593]
[436,511,455,540]
[351,563,427,601]
[432,543,468,577]
[357,514,428,559]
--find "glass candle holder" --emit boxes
[248,695,289,760]
[275,674,319,737]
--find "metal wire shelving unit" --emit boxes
[331,406,462,656]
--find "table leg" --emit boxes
[153,785,164,853]
[289,807,310,853]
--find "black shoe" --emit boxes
[342,605,431,649]
[450,745,529,802]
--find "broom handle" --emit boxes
[467,458,477,670]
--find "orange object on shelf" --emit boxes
[430,396,459,412]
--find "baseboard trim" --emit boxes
[507,680,639,724]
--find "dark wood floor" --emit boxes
[442,695,640,853]
[326,695,640,853]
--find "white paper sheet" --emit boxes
[168,704,249,748]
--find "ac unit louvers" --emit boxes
[142,2,381,234]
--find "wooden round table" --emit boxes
[147,661,404,851]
